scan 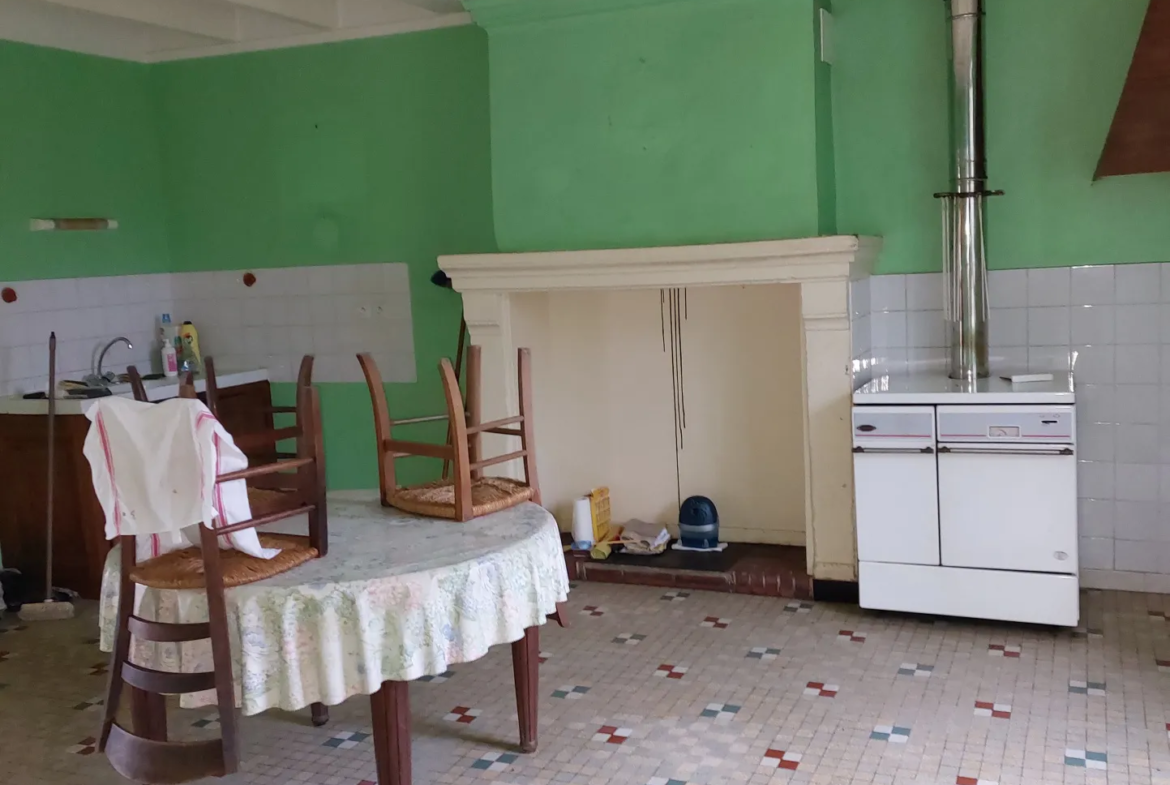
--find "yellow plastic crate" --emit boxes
[589,487,612,543]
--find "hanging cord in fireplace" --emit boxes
[660,287,688,509]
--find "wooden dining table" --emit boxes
[98,497,571,785]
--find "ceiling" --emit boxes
[0,0,469,62]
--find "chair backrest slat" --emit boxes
[203,357,220,415]
[178,372,198,399]
[126,365,147,402]
[297,355,315,388]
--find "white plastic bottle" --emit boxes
[161,330,178,378]
[159,313,179,377]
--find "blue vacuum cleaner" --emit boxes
[678,496,720,550]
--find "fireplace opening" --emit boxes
[511,282,806,546]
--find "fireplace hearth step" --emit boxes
[562,537,812,599]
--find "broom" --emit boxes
[20,332,74,621]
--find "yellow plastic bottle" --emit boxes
[179,321,202,374]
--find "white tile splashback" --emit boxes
[0,263,415,396]
[849,276,873,385]
[0,273,174,396]
[860,263,1170,592]
[174,263,414,386]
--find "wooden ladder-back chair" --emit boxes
[98,402,328,783]
[357,346,540,522]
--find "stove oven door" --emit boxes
[937,441,1077,574]
[853,406,939,566]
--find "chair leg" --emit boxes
[303,386,328,557]
[100,535,137,752]
[130,687,168,741]
[547,602,569,628]
[312,465,328,558]
[465,343,482,481]
[517,348,541,506]
[311,702,329,727]
[357,353,396,507]
[439,357,473,522]
[371,681,411,785]
[442,316,467,480]
[511,626,539,754]
[199,523,240,774]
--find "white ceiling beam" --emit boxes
[145,11,469,62]
[37,0,240,41]
[225,0,341,29]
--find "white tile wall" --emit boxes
[0,274,174,396]
[860,263,1170,592]
[175,263,414,385]
[849,276,873,385]
[0,263,415,396]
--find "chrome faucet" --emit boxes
[94,337,133,384]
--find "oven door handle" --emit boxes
[853,446,934,454]
[937,445,1073,456]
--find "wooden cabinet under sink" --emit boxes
[0,380,273,600]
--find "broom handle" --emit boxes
[45,331,56,601]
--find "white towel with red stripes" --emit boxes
[83,397,280,561]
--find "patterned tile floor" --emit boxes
[5,584,1170,784]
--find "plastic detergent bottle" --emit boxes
[159,314,179,377]
[161,328,178,377]
[179,321,202,374]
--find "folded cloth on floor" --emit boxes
[83,397,279,560]
[619,519,671,555]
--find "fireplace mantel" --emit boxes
[439,235,880,582]
[441,235,879,293]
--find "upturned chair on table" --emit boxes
[358,343,567,700]
[357,345,540,523]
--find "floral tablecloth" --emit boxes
[99,497,570,716]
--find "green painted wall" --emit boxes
[479,0,826,252]
[152,27,495,489]
[834,0,1170,274]
[812,0,836,235]
[0,41,169,282]
[11,0,1166,488]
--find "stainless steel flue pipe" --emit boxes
[939,0,998,380]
